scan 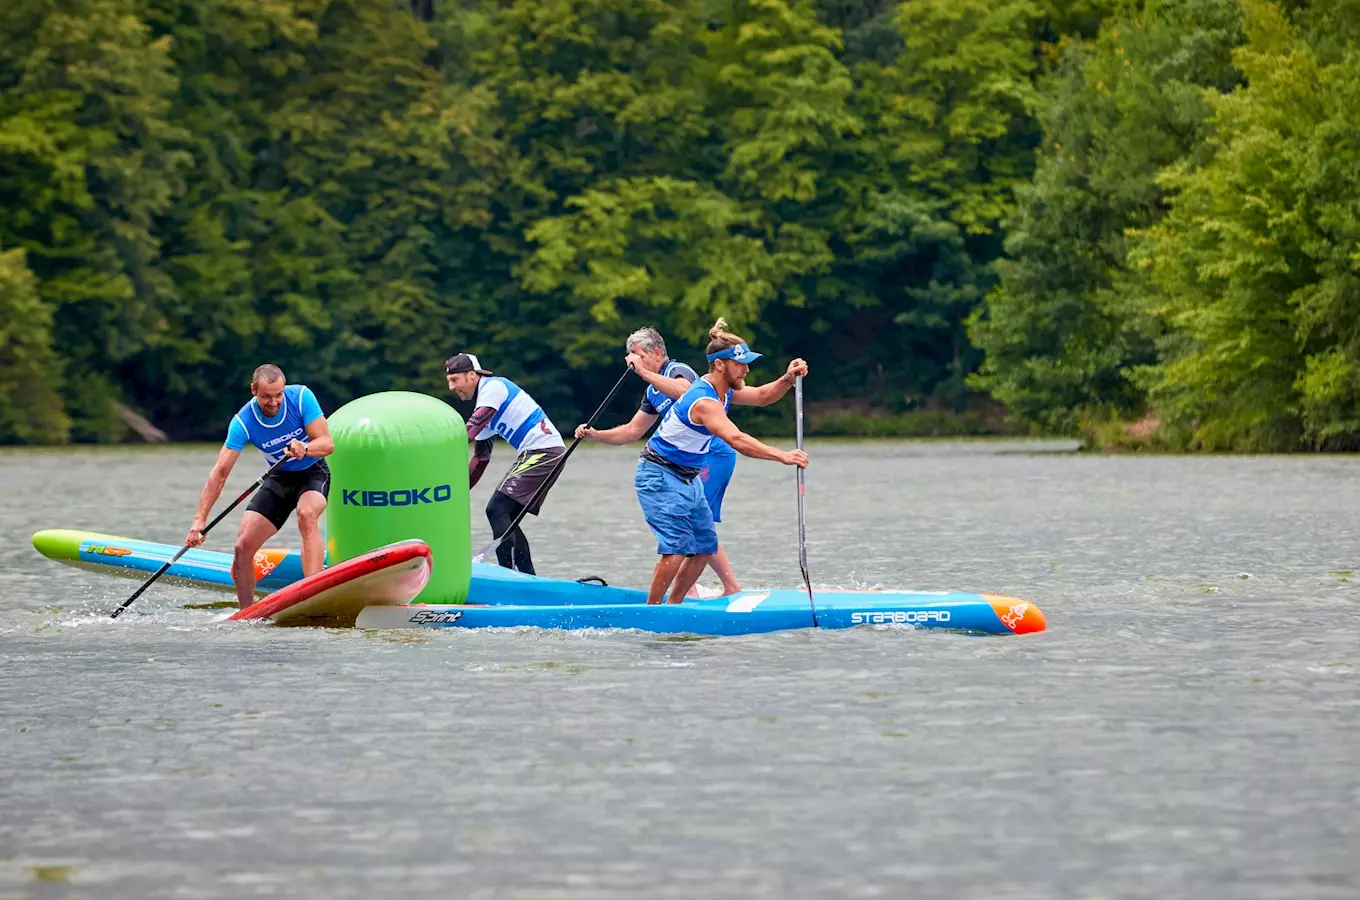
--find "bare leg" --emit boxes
[233,511,278,609]
[707,545,741,596]
[295,491,327,577]
[648,555,686,605]
[667,554,713,604]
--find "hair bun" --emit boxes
[709,317,729,340]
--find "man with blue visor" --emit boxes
[632,318,809,605]
[575,326,741,597]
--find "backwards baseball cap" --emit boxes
[705,342,763,364]
[445,353,493,376]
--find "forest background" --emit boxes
[3,0,1358,450]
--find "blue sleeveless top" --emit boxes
[645,377,733,469]
[224,384,323,472]
[640,360,735,458]
[639,359,698,420]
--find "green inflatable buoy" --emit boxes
[326,391,470,604]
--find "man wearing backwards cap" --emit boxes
[445,353,565,575]
[632,318,809,605]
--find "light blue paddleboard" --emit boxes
[353,590,1047,636]
[30,529,644,604]
[31,529,1047,636]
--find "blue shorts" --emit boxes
[698,446,737,523]
[635,459,718,556]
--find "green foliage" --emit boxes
[517,0,852,340]
[0,0,189,439]
[1136,0,1360,450]
[3,0,1358,452]
[969,0,1245,433]
[0,248,68,443]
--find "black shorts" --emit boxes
[247,459,330,530]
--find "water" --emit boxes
[2,442,1358,898]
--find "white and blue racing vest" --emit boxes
[472,376,564,453]
[645,377,732,469]
[639,359,698,420]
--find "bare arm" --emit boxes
[285,416,333,460]
[628,355,693,402]
[576,410,658,445]
[731,358,808,407]
[186,446,241,546]
[690,399,808,467]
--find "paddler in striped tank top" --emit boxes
[632,319,809,605]
[575,326,741,596]
[445,353,565,575]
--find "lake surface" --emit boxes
[1,441,1357,898]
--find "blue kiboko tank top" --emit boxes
[224,384,323,472]
[645,377,732,470]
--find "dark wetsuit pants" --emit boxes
[487,491,533,574]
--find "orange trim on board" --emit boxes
[252,548,290,581]
[982,594,1047,634]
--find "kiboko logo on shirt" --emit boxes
[341,485,454,507]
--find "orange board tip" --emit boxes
[982,594,1047,634]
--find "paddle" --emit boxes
[109,454,292,618]
[795,374,817,627]
[472,365,634,564]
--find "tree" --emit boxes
[1136,0,1360,449]
[969,0,1244,432]
[0,0,189,439]
[0,248,68,443]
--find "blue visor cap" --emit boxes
[706,343,764,364]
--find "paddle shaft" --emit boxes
[474,365,634,563]
[109,454,292,618]
[795,374,817,627]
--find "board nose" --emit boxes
[983,594,1047,634]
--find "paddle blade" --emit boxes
[471,537,498,564]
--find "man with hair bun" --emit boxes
[576,325,743,596]
[627,318,809,605]
[186,364,334,609]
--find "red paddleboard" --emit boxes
[228,540,432,627]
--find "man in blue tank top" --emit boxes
[446,352,565,575]
[629,319,809,605]
[574,326,742,596]
[185,365,334,609]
